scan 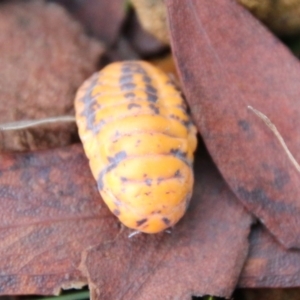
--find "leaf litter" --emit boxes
[1,0,300,298]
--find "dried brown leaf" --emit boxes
[166,0,300,249]
[239,224,300,288]
[0,145,117,295]
[54,0,127,45]
[0,143,252,298]
[0,1,104,152]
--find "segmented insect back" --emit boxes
[74,61,197,233]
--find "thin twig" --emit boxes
[0,115,76,131]
[128,230,142,238]
[248,105,300,173]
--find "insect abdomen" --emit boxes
[75,61,197,233]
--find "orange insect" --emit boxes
[74,61,197,234]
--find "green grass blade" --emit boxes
[35,291,90,300]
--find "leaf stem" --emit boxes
[248,105,300,173]
[0,116,76,131]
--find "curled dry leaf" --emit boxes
[0,145,118,295]
[239,224,300,288]
[0,0,104,152]
[54,0,127,45]
[0,143,252,298]
[166,0,300,249]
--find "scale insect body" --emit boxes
[74,61,197,233]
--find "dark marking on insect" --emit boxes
[151,210,162,214]
[121,65,137,74]
[136,218,148,226]
[121,64,147,75]
[124,92,136,99]
[174,169,181,177]
[149,104,159,114]
[157,177,163,184]
[121,83,136,91]
[98,151,128,190]
[182,119,191,129]
[170,148,189,165]
[128,103,141,110]
[162,217,171,226]
[170,114,180,121]
[170,114,190,128]
[97,170,107,191]
[142,75,152,83]
[113,209,121,216]
[80,74,101,131]
[145,84,157,95]
[121,176,128,182]
[81,102,97,132]
[147,93,158,103]
[145,178,152,186]
[114,130,121,139]
[114,201,121,207]
[119,74,134,85]
[92,119,106,134]
[107,151,127,164]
